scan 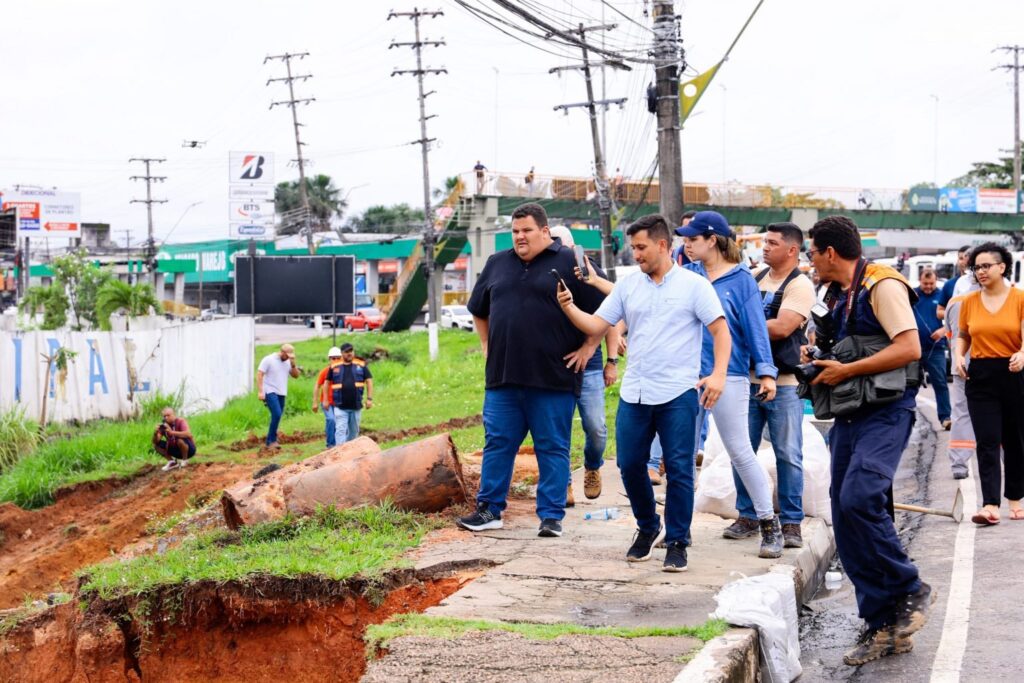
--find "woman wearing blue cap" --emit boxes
[679,210,785,558]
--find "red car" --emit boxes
[343,307,383,331]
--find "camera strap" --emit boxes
[825,258,869,335]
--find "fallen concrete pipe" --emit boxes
[283,433,469,517]
[221,436,382,529]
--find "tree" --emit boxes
[275,174,348,235]
[432,175,460,199]
[344,203,425,234]
[95,280,161,331]
[17,250,113,330]
[948,146,1021,189]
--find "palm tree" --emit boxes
[275,174,348,235]
[96,280,161,331]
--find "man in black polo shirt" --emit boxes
[459,202,604,537]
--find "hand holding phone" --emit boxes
[550,269,569,291]
[573,245,590,281]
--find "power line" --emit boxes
[265,51,316,254]
[994,45,1024,195]
[129,157,167,274]
[389,7,447,362]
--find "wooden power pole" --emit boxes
[995,45,1024,201]
[652,1,684,228]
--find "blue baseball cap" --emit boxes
[675,210,734,239]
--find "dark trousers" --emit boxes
[616,390,699,546]
[830,407,921,628]
[922,344,951,422]
[265,393,285,445]
[965,358,1024,507]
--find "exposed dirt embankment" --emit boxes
[1,566,484,683]
[0,460,260,608]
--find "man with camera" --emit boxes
[153,407,196,471]
[802,216,934,666]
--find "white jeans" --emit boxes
[699,376,775,520]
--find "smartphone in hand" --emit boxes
[550,268,569,291]
[573,245,590,281]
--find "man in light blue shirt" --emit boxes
[557,214,731,572]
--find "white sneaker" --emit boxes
[176,459,188,468]
[161,460,179,472]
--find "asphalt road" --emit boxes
[799,386,1018,682]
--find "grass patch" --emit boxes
[79,503,444,600]
[0,407,41,474]
[364,614,728,655]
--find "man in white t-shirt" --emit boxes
[257,343,300,448]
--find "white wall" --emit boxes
[0,318,255,422]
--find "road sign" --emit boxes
[229,151,276,239]
[1,189,81,238]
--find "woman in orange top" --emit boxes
[953,243,1024,525]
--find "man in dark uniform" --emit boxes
[805,216,936,666]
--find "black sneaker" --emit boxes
[953,469,969,480]
[892,582,937,638]
[843,624,913,666]
[722,517,759,539]
[626,526,664,562]
[538,519,563,537]
[456,503,503,532]
[663,541,688,572]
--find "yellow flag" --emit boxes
[679,61,722,125]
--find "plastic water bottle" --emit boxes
[584,507,620,521]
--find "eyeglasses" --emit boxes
[806,247,824,258]
[971,262,1002,273]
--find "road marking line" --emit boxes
[929,473,977,683]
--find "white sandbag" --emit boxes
[712,568,802,682]
[695,416,832,525]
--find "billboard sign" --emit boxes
[907,187,940,211]
[937,187,977,213]
[977,188,1018,214]
[234,255,355,316]
[1,189,81,237]
[229,151,276,239]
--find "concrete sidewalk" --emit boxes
[363,459,835,682]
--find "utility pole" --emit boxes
[652,1,684,228]
[266,52,316,254]
[389,7,447,361]
[995,45,1024,201]
[551,22,627,279]
[129,157,167,282]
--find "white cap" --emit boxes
[548,225,575,247]
[327,347,342,358]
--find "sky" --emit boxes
[2,0,1022,247]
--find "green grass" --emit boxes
[0,407,41,474]
[79,503,444,600]
[364,614,728,654]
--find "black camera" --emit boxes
[159,423,168,433]
[795,302,837,386]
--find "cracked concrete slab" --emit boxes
[362,630,702,683]
[370,460,835,682]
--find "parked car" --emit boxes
[440,305,474,330]
[343,307,383,331]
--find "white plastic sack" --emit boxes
[694,417,833,525]
[712,569,802,682]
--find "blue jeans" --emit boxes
[830,407,920,628]
[265,392,285,445]
[922,344,951,422]
[577,369,607,470]
[332,406,362,444]
[617,390,700,546]
[648,410,708,469]
[478,387,575,521]
[742,385,805,525]
[322,403,336,448]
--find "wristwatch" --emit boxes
[606,358,618,365]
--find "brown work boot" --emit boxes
[584,469,602,499]
[782,523,803,548]
[565,483,575,508]
[843,625,913,666]
[722,516,759,540]
[892,582,937,638]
